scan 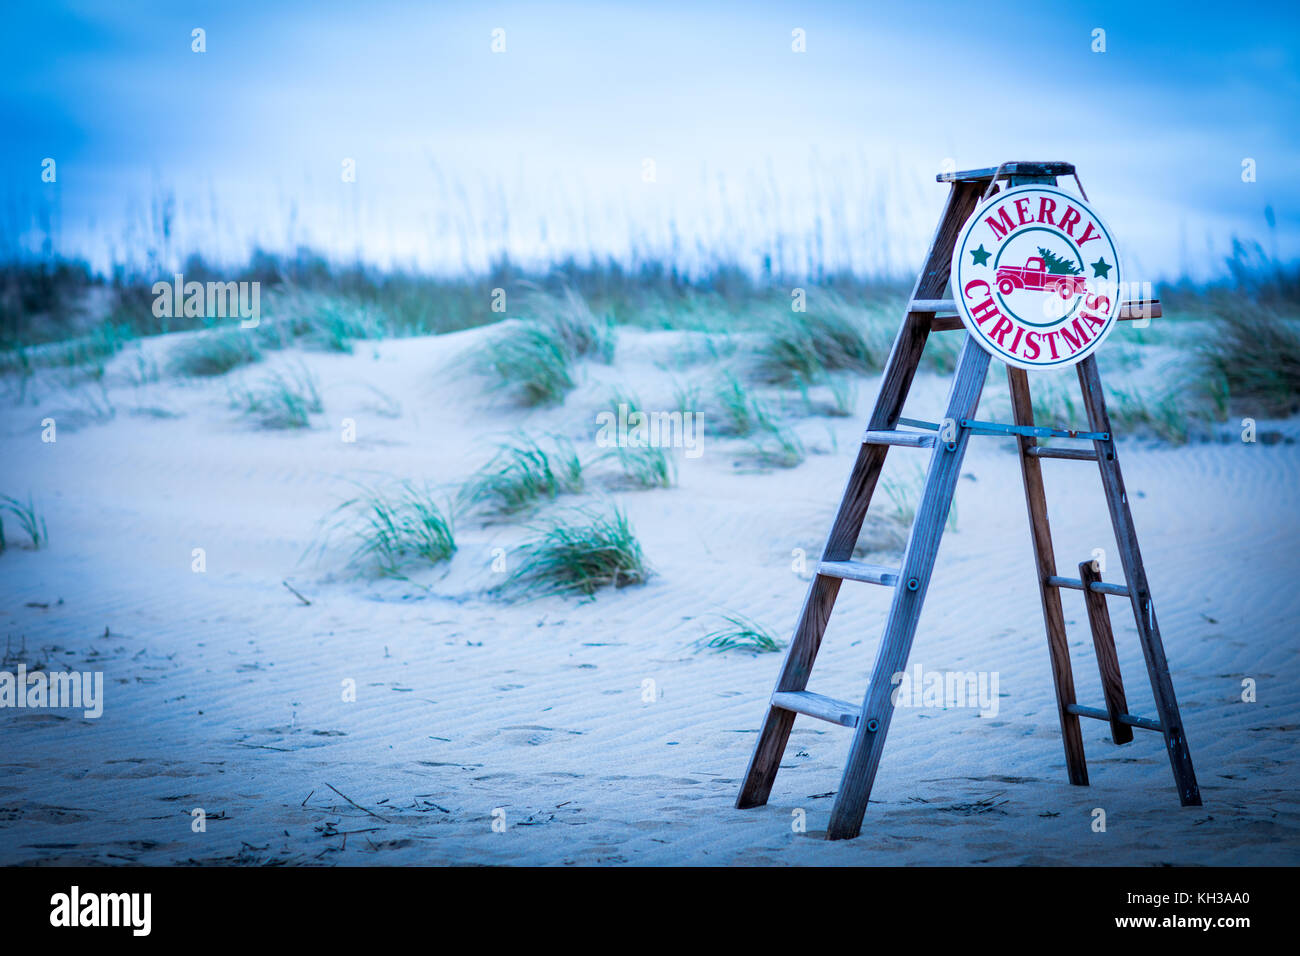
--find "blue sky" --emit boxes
[3,0,1298,279]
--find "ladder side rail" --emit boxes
[1007,366,1090,785]
[736,179,985,810]
[1076,356,1202,806]
[826,336,991,840]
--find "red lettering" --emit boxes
[1023,331,1041,360]
[1007,323,1025,355]
[989,317,1015,346]
[1044,330,1062,359]
[1060,318,1092,352]
[1075,220,1100,247]
[969,297,1001,326]
[1059,205,1082,236]
[1014,198,1033,225]
[1036,197,1058,226]
[984,205,1017,241]
[1084,292,1111,313]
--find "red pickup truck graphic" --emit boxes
[996,257,1087,299]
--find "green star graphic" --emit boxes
[1091,257,1112,279]
[970,244,991,266]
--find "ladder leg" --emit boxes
[826,336,990,839]
[1076,356,1201,806]
[1007,367,1090,785]
[737,574,842,808]
[1079,559,1134,745]
[736,322,925,807]
[737,181,986,810]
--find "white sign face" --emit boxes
[950,184,1122,370]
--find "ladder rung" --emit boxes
[962,418,1109,442]
[1067,704,1163,733]
[818,560,899,587]
[897,417,940,431]
[863,429,936,448]
[1027,446,1098,461]
[1046,575,1130,598]
[771,690,861,728]
[909,298,955,314]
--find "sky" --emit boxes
[2,0,1298,280]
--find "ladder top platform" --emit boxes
[937,161,1076,183]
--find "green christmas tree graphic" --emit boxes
[1038,246,1082,275]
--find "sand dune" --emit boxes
[2,326,1297,865]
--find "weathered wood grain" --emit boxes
[1080,559,1135,745]
[1007,365,1090,786]
[736,178,985,811]
[826,335,991,840]
[1076,355,1201,805]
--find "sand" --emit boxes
[2,324,1298,865]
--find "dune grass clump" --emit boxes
[0,494,48,551]
[305,298,389,352]
[232,364,323,429]
[479,323,577,407]
[1195,304,1300,417]
[460,434,583,517]
[1105,385,1202,445]
[709,371,806,469]
[695,614,784,654]
[525,288,616,363]
[332,481,456,577]
[475,289,616,407]
[742,423,806,470]
[504,505,649,599]
[168,327,262,377]
[614,442,675,488]
[599,391,678,489]
[712,371,769,437]
[753,297,889,385]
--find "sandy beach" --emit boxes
[2,320,1297,866]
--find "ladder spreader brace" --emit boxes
[736,161,1201,840]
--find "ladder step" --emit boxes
[818,560,900,587]
[1027,446,1098,461]
[909,298,955,314]
[771,690,861,728]
[1066,704,1163,733]
[863,429,936,448]
[1046,575,1130,598]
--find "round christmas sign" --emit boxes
[950,184,1121,370]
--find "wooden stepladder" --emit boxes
[736,161,1201,840]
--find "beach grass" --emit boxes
[231,363,324,429]
[478,322,577,406]
[331,480,457,577]
[503,504,649,599]
[695,613,784,654]
[168,327,262,377]
[460,433,584,517]
[0,494,48,551]
[752,294,890,385]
